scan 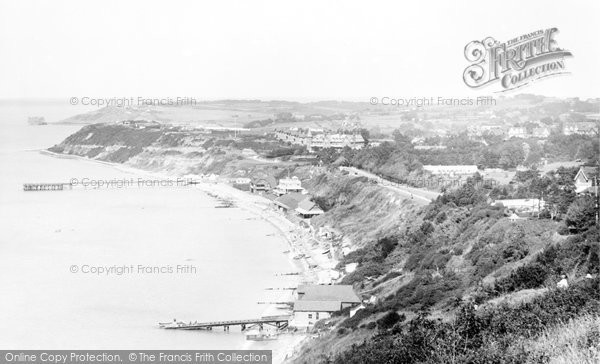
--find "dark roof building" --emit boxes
[292,284,362,327]
[293,300,343,312]
[296,284,361,304]
[250,175,277,193]
[295,199,324,218]
[273,193,306,212]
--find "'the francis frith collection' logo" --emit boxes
[463,28,572,92]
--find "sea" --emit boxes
[0,100,299,360]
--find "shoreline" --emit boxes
[40,148,328,363]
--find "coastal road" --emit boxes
[339,167,440,205]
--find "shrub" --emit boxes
[332,279,600,364]
[494,263,548,293]
[340,307,373,329]
[435,211,447,224]
[377,311,402,330]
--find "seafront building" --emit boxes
[273,176,304,195]
[249,175,277,193]
[292,284,361,327]
[273,193,324,218]
[295,199,324,218]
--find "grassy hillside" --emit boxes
[290,179,599,363]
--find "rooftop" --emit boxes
[273,193,307,210]
[297,284,361,303]
[577,166,599,181]
[296,199,324,215]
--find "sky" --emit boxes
[0,0,599,100]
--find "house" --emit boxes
[122,119,161,129]
[295,199,324,218]
[234,177,251,185]
[532,127,551,138]
[274,176,304,195]
[563,122,598,136]
[273,193,306,213]
[274,129,365,151]
[250,175,277,193]
[467,125,505,138]
[574,166,598,194]
[508,127,528,139]
[492,198,545,213]
[292,284,361,327]
[423,165,478,176]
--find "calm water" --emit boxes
[0,101,296,353]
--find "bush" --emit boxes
[435,211,447,224]
[332,279,600,364]
[340,307,373,329]
[494,263,548,293]
[377,311,402,330]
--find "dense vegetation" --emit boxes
[330,279,599,364]
[313,130,599,184]
[302,174,600,364]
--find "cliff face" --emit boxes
[48,124,423,255]
[306,172,420,248]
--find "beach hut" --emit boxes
[295,199,324,218]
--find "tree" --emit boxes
[359,128,370,145]
[565,196,597,232]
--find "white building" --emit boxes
[423,165,478,176]
[274,129,364,151]
[295,199,324,218]
[310,133,364,150]
[292,285,361,327]
[274,176,304,195]
[574,166,598,194]
[508,127,528,139]
[532,127,551,138]
[563,122,598,136]
[234,177,251,185]
[492,199,545,213]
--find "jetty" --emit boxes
[23,183,73,191]
[159,315,290,331]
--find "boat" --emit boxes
[245,329,278,341]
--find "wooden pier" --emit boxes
[159,315,290,331]
[23,183,73,191]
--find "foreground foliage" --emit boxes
[330,279,599,364]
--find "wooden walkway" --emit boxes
[159,315,290,331]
